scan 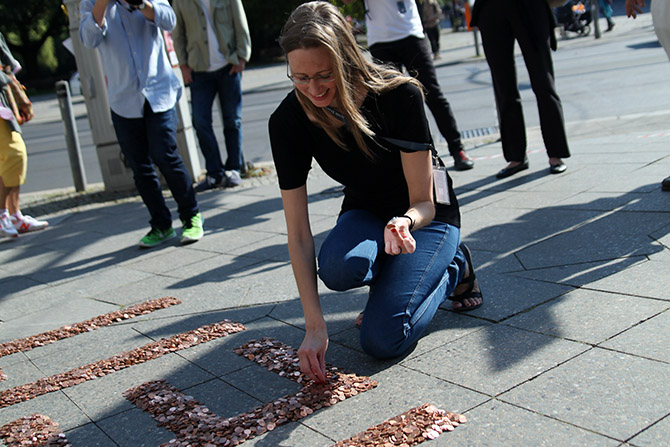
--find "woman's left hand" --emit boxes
[384,218,416,255]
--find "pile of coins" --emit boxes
[0,414,71,446]
[233,338,303,382]
[0,297,181,358]
[124,339,378,446]
[126,372,378,447]
[333,403,467,446]
[0,320,246,409]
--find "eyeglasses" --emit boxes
[287,72,336,85]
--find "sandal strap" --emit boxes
[448,243,476,302]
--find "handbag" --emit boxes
[3,68,33,124]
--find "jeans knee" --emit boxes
[359,323,406,360]
[317,255,371,292]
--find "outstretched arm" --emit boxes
[281,186,329,384]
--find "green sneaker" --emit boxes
[181,212,204,244]
[138,227,176,248]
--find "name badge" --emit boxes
[433,166,451,205]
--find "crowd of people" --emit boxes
[1,0,667,377]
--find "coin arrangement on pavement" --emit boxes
[0,320,246,408]
[0,414,71,447]
[0,296,182,383]
[334,403,466,446]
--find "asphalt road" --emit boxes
[19,17,669,194]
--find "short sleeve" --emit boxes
[269,93,313,190]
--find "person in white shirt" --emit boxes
[343,0,474,171]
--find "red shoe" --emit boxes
[453,150,474,171]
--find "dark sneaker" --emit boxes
[194,175,224,192]
[662,176,670,191]
[138,227,176,248]
[181,212,204,244]
[224,170,242,187]
[453,150,474,171]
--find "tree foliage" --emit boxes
[242,0,305,61]
[0,0,70,81]
[242,0,368,63]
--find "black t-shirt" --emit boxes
[269,83,460,228]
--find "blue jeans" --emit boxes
[317,209,465,359]
[190,65,243,176]
[111,105,198,230]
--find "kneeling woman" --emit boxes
[269,1,482,384]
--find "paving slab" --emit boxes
[498,348,670,442]
[628,414,670,447]
[401,325,589,397]
[64,422,119,447]
[0,391,90,432]
[580,258,670,300]
[94,409,174,447]
[504,288,669,345]
[0,295,117,341]
[444,400,618,447]
[600,310,670,363]
[61,354,217,423]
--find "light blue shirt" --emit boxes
[79,0,181,118]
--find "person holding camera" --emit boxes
[79,0,204,248]
[342,0,475,172]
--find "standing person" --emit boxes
[626,0,670,191]
[270,1,483,383]
[343,0,475,171]
[421,0,443,59]
[79,0,204,247]
[0,32,48,238]
[471,0,571,178]
[600,0,616,32]
[171,0,251,192]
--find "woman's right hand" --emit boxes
[297,326,329,384]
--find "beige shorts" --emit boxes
[0,119,27,187]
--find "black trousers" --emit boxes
[477,0,570,162]
[370,35,463,156]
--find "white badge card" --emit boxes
[433,166,451,205]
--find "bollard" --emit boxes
[592,0,601,39]
[55,80,87,192]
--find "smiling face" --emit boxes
[287,46,338,108]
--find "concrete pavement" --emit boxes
[1,14,669,447]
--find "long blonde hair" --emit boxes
[278,1,423,158]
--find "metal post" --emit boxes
[55,80,87,192]
[592,0,601,39]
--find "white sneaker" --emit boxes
[11,214,49,234]
[224,170,242,187]
[0,213,18,238]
